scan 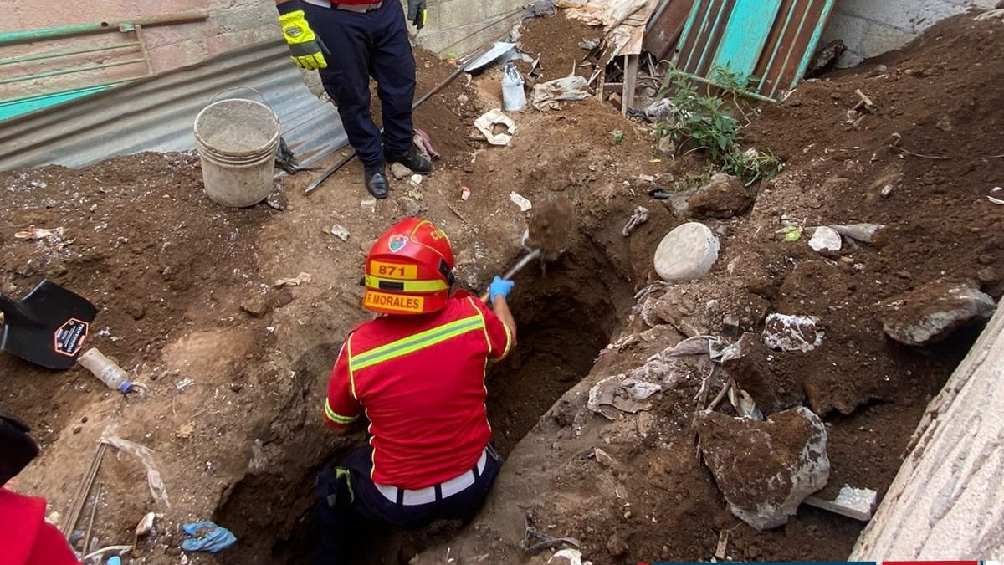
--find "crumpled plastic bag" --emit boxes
[532,75,590,111]
[181,521,237,553]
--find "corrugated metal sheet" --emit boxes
[0,40,346,172]
[643,0,696,61]
[671,0,834,100]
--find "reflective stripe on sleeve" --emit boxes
[324,398,358,425]
[349,314,484,371]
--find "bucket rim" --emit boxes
[193,98,281,157]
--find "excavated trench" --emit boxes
[216,235,636,564]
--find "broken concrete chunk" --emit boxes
[881,280,996,346]
[586,348,690,419]
[762,313,824,353]
[653,222,720,282]
[808,226,842,253]
[696,407,830,530]
[830,223,885,243]
[390,162,413,179]
[805,485,878,522]
[686,173,753,219]
[475,109,517,145]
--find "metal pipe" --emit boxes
[0,11,208,47]
[0,42,141,67]
[0,58,146,86]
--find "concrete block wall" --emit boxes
[822,0,999,67]
[412,0,528,59]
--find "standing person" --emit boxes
[314,217,517,563]
[0,410,79,565]
[274,0,432,199]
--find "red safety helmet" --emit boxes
[362,217,455,315]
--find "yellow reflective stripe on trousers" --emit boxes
[324,399,358,424]
[349,314,484,371]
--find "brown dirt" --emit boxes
[1,11,1001,565]
[519,13,603,80]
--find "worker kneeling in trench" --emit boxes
[316,217,518,564]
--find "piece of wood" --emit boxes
[622,54,639,115]
[850,301,1004,559]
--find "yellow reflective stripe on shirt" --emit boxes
[324,398,358,424]
[364,275,449,292]
[349,314,484,371]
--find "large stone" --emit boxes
[653,222,720,282]
[686,173,753,219]
[696,407,830,530]
[881,281,996,345]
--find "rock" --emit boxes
[240,294,270,317]
[653,222,720,282]
[390,162,413,179]
[594,448,618,468]
[830,223,884,244]
[805,485,878,522]
[399,196,424,217]
[657,135,675,155]
[696,407,830,530]
[808,226,842,253]
[762,313,824,353]
[723,333,803,414]
[881,281,996,346]
[686,173,753,219]
[605,532,629,556]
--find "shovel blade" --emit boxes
[0,280,97,370]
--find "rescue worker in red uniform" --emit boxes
[315,217,516,563]
[0,410,79,565]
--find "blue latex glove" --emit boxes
[488,276,515,302]
[181,521,237,553]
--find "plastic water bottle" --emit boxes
[78,348,134,393]
[502,63,526,112]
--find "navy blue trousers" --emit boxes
[313,445,501,565]
[303,2,416,170]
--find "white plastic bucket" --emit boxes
[193,98,280,207]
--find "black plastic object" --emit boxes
[0,280,97,370]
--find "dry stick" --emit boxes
[62,442,107,536]
[707,376,734,411]
[83,485,102,554]
[891,145,950,160]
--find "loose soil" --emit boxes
[0,9,1001,565]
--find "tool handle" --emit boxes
[480,249,541,302]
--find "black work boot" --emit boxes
[364,165,389,199]
[387,146,432,174]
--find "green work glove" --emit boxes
[277,1,329,71]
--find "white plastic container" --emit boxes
[193,98,280,208]
[502,63,527,112]
[78,348,133,393]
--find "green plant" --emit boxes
[657,70,781,185]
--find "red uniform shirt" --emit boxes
[325,291,511,489]
[0,488,79,565]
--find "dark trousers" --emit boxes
[313,445,501,565]
[303,2,417,170]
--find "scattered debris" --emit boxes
[527,0,556,17]
[805,485,878,522]
[78,348,135,393]
[578,38,600,50]
[463,41,518,73]
[781,225,802,242]
[180,521,237,553]
[510,192,533,212]
[830,223,885,244]
[14,225,65,241]
[653,222,720,282]
[390,162,413,179]
[593,447,618,468]
[502,63,527,112]
[763,313,824,353]
[610,130,624,145]
[523,515,580,554]
[696,407,830,530]
[988,186,1004,205]
[714,529,730,560]
[531,74,590,111]
[135,512,159,538]
[728,385,763,420]
[881,281,996,346]
[460,187,471,201]
[548,548,589,565]
[413,128,440,161]
[273,272,312,288]
[329,225,350,241]
[100,428,169,507]
[475,109,517,146]
[686,173,753,219]
[265,189,287,211]
[808,226,842,253]
[587,347,689,419]
[620,206,649,237]
[240,293,269,317]
[410,174,424,185]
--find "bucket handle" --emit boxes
[209,86,271,109]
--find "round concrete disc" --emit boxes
[653,222,720,282]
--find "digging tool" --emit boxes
[480,249,542,302]
[0,280,97,369]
